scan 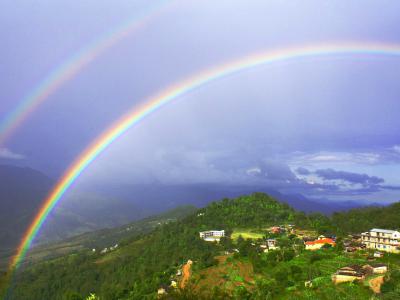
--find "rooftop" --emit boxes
[340,265,364,272]
[370,263,388,268]
[371,228,398,234]
[305,238,335,245]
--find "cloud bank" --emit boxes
[0,148,25,160]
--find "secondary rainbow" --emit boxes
[10,42,400,270]
[0,0,173,147]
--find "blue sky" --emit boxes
[1,0,400,203]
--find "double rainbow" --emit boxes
[0,0,173,147]
[10,42,400,270]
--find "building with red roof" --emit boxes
[305,236,336,250]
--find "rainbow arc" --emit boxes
[0,0,172,147]
[11,42,400,271]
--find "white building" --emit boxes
[361,228,400,253]
[199,230,225,242]
[260,239,279,252]
[370,263,388,274]
[267,239,278,250]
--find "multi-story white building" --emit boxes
[199,230,225,241]
[361,228,400,253]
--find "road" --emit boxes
[369,275,384,294]
[180,260,192,289]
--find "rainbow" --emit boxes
[10,42,400,270]
[0,0,173,147]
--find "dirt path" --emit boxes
[369,275,384,294]
[180,260,192,289]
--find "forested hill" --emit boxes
[19,205,198,267]
[189,192,299,229]
[6,193,304,299]
[332,201,400,234]
[4,193,399,299]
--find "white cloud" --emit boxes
[246,167,262,176]
[289,151,381,166]
[0,148,25,160]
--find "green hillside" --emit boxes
[331,202,400,234]
[3,193,400,299]
[23,205,197,267]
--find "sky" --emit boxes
[1,0,400,204]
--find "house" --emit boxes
[267,239,278,250]
[157,287,166,295]
[199,230,225,242]
[350,234,362,242]
[344,243,364,252]
[305,236,336,250]
[270,226,282,234]
[332,264,388,284]
[260,239,279,252]
[332,265,368,284]
[374,251,384,258]
[361,228,400,253]
[284,224,295,234]
[170,280,178,288]
[369,263,388,274]
[304,280,313,288]
[345,246,357,253]
[343,235,364,251]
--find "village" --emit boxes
[157,225,400,296]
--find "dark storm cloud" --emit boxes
[381,185,400,191]
[294,166,400,198]
[296,167,311,175]
[314,168,384,185]
[253,161,298,182]
[1,0,400,204]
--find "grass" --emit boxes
[294,229,318,237]
[231,229,265,241]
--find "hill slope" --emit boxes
[22,205,197,267]
[7,193,303,299]
[5,193,400,300]
[0,165,52,270]
[332,202,400,234]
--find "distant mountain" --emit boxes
[37,192,147,245]
[266,191,366,215]
[0,165,143,243]
[0,165,52,248]
[0,166,145,270]
[94,183,366,215]
[0,165,378,272]
[0,164,367,252]
[22,205,197,267]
